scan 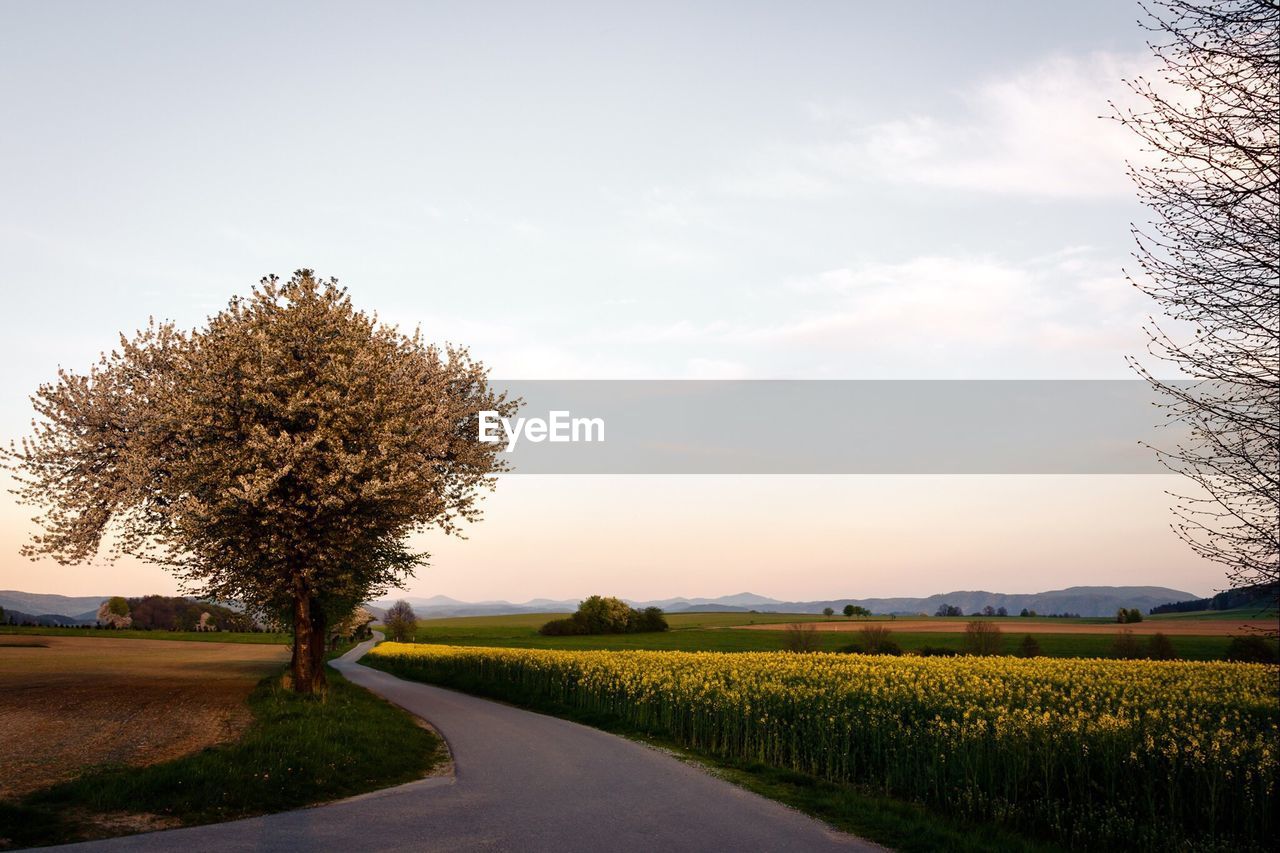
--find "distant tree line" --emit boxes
[1150,583,1277,614]
[935,604,1017,617]
[540,596,669,636]
[103,595,259,632]
[936,601,1013,614]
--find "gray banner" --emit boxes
[482,380,1190,474]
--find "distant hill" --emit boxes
[1,609,91,627]
[4,586,1202,623]
[368,586,1200,619]
[0,590,108,620]
[1150,584,1277,615]
[0,590,256,628]
[754,586,1201,618]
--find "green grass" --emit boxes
[406,613,1248,660]
[703,755,1062,853]
[0,668,444,849]
[0,625,289,644]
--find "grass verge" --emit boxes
[0,668,444,849]
[364,657,1062,853]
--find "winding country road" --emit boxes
[53,635,879,853]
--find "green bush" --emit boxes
[538,617,586,636]
[1225,635,1278,663]
[630,606,669,633]
[962,620,1003,656]
[856,625,900,655]
[1111,630,1143,659]
[538,596,669,636]
[1146,633,1178,660]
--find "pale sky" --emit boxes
[0,1,1223,600]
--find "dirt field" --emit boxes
[733,619,1275,636]
[0,635,288,798]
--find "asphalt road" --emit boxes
[52,636,880,853]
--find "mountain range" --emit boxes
[4,586,1201,623]
[0,590,107,625]
[369,586,1199,619]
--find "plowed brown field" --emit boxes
[0,635,287,798]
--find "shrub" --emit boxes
[629,606,669,633]
[575,595,634,633]
[857,625,900,655]
[783,623,820,653]
[539,596,668,637]
[1225,635,1278,663]
[1146,632,1178,660]
[1016,634,1041,657]
[962,620,1002,656]
[1111,629,1142,659]
[915,645,960,657]
[538,617,585,636]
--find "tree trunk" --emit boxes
[308,604,327,691]
[291,593,327,694]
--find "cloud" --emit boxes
[597,249,1152,376]
[775,252,1145,350]
[684,358,749,379]
[725,53,1154,200]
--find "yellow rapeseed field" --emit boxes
[368,643,1278,850]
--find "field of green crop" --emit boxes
[369,643,1279,851]
[405,612,1249,660]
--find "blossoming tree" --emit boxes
[7,270,515,692]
